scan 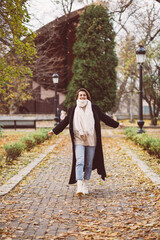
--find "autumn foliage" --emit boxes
[0,0,37,113]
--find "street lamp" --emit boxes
[136,45,146,133]
[52,73,59,125]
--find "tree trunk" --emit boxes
[152,117,157,125]
[148,102,159,126]
[148,102,154,125]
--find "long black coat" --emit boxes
[53,104,119,184]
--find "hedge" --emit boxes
[3,129,51,162]
[4,142,25,162]
[124,127,160,158]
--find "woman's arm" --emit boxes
[48,115,69,136]
[97,105,119,128]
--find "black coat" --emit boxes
[53,104,119,184]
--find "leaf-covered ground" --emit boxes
[119,119,160,128]
[0,130,159,240]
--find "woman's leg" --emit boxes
[75,145,85,181]
[84,146,96,180]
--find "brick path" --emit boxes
[0,130,160,240]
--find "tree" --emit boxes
[51,0,75,15]
[114,35,138,113]
[0,0,36,113]
[115,36,160,125]
[143,43,160,125]
[112,0,160,124]
[65,4,118,112]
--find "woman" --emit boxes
[48,88,123,195]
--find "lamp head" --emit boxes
[136,45,146,64]
[52,73,59,84]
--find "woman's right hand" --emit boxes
[48,130,54,136]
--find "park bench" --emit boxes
[0,119,36,130]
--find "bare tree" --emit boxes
[50,0,76,15]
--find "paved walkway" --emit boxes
[0,130,160,240]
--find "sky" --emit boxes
[27,0,160,45]
[27,0,60,31]
[27,0,83,31]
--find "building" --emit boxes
[22,8,85,114]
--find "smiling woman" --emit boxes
[48,88,123,196]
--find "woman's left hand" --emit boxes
[119,123,125,128]
[48,130,54,136]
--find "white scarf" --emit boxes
[73,99,95,136]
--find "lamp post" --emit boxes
[136,45,146,133]
[52,73,59,125]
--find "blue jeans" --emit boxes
[75,145,96,181]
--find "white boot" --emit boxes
[76,180,83,195]
[82,180,89,195]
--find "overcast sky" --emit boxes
[27,0,59,31]
[27,0,83,31]
[27,0,160,45]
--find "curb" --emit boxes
[0,137,64,196]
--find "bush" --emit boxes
[32,129,49,144]
[140,135,152,150]
[124,127,160,158]
[4,142,25,162]
[124,127,137,140]
[22,136,36,151]
[148,139,160,158]
[133,134,145,145]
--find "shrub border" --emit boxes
[3,129,51,162]
[124,127,160,158]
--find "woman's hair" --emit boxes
[76,88,91,100]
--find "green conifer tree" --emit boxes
[65,4,118,112]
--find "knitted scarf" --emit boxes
[73,99,95,136]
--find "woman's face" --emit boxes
[77,91,87,100]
